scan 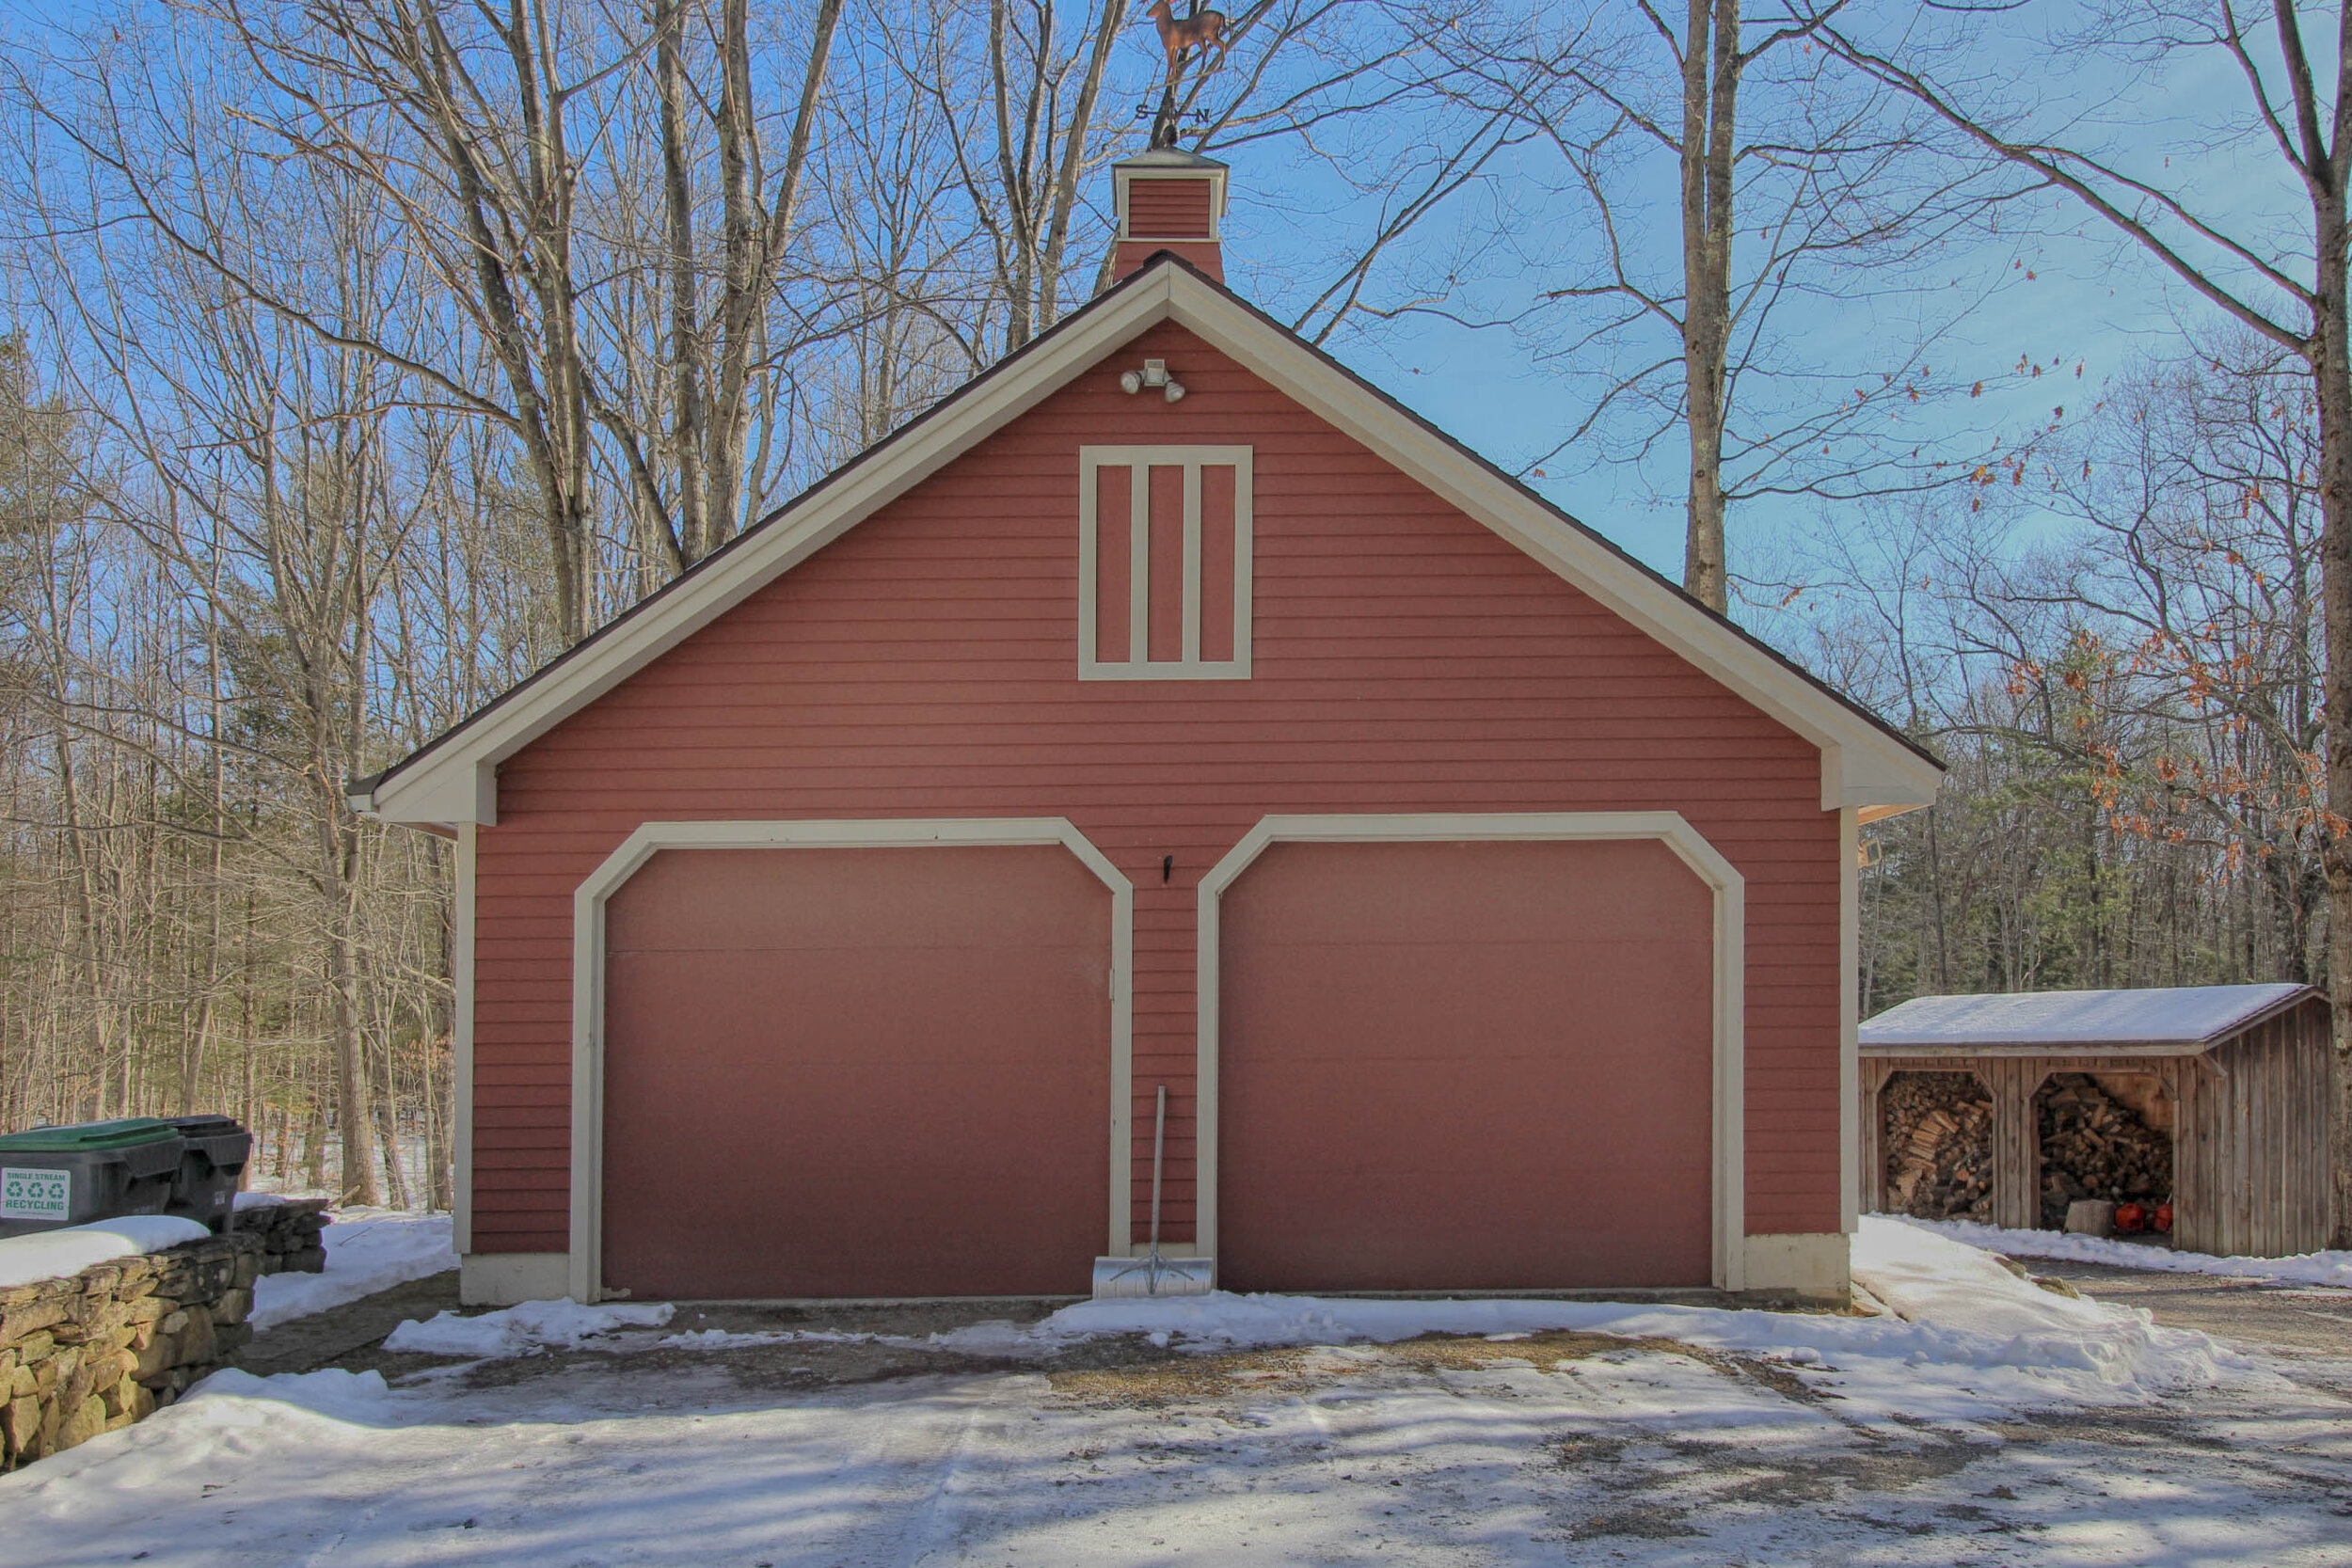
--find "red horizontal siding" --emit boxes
[467,322,1841,1257]
[1124,179,1216,239]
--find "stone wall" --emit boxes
[236,1197,329,1276]
[0,1198,331,1472]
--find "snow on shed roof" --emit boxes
[1859,984,2317,1054]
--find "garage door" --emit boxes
[1218,838,1715,1291]
[600,844,1112,1299]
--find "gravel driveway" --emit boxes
[27,1244,2349,1564]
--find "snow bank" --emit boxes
[1895,1214,2352,1290]
[246,1210,455,1330]
[386,1298,674,1358]
[0,1215,211,1291]
[1851,1213,2222,1387]
[180,1367,405,1426]
[915,1217,2253,1421]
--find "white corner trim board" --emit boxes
[1838,805,1862,1234]
[460,1252,568,1308]
[1195,812,1749,1292]
[564,818,1136,1304]
[453,823,477,1257]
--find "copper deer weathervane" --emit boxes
[1140,0,1231,148]
[1146,0,1232,80]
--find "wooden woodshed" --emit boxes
[1860,985,2332,1259]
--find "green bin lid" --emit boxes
[0,1117,182,1154]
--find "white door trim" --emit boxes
[1196,811,1747,1291]
[568,817,1135,1303]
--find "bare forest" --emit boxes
[0,0,2335,1218]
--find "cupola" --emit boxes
[1110,148,1229,283]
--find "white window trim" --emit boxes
[1194,812,1749,1291]
[564,817,1136,1303]
[1078,445,1253,680]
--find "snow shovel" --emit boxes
[1091,1085,1214,1299]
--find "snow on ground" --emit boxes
[0,1215,211,1290]
[246,1209,455,1330]
[358,1219,2249,1428]
[7,1315,2348,1563]
[901,1218,2264,1426]
[659,1326,890,1349]
[8,1215,2351,1564]
[1898,1212,2352,1290]
[243,1133,434,1202]
[0,1205,451,1320]
[385,1299,673,1357]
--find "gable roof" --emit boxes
[1860,984,2318,1055]
[351,255,1944,828]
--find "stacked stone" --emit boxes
[0,1230,263,1472]
[235,1197,329,1275]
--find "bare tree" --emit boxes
[1817,0,2352,1247]
[641,0,845,564]
[1443,1,2021,611]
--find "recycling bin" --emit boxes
[163,1114,253,1233]
[0,1118,184,1240]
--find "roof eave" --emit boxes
[1859,1039,2210,1058]
[360,265,1184,826]
[1152,269,1940,812]
[363,254,1940,828]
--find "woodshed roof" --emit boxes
[1860,984,2319,1057]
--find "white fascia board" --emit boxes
[1159,275,1940,812]
[358,273,1183,827]
[367,758,498,828]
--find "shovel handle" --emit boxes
[1150,1084,1167,1253]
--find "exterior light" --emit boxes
[1120,358,1185,403]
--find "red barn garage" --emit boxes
[353,151,1941,1307]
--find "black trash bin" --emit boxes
[163,1114,253,1233]
[0,1118,185,1240]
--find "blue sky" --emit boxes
[3,0,2315,593]
[1216,3,2326,586]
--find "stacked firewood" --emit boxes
[1881,1072,1994,1221]
[2036,1073,2172,1228]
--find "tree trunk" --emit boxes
[2314,193,2352,1248]
[327,917,378,1206]
[302,1087,327,1191]
[1679,0,1739,613]
[429,1028,455,1213]
[653,0,710,567]
[323,800,380,1206]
